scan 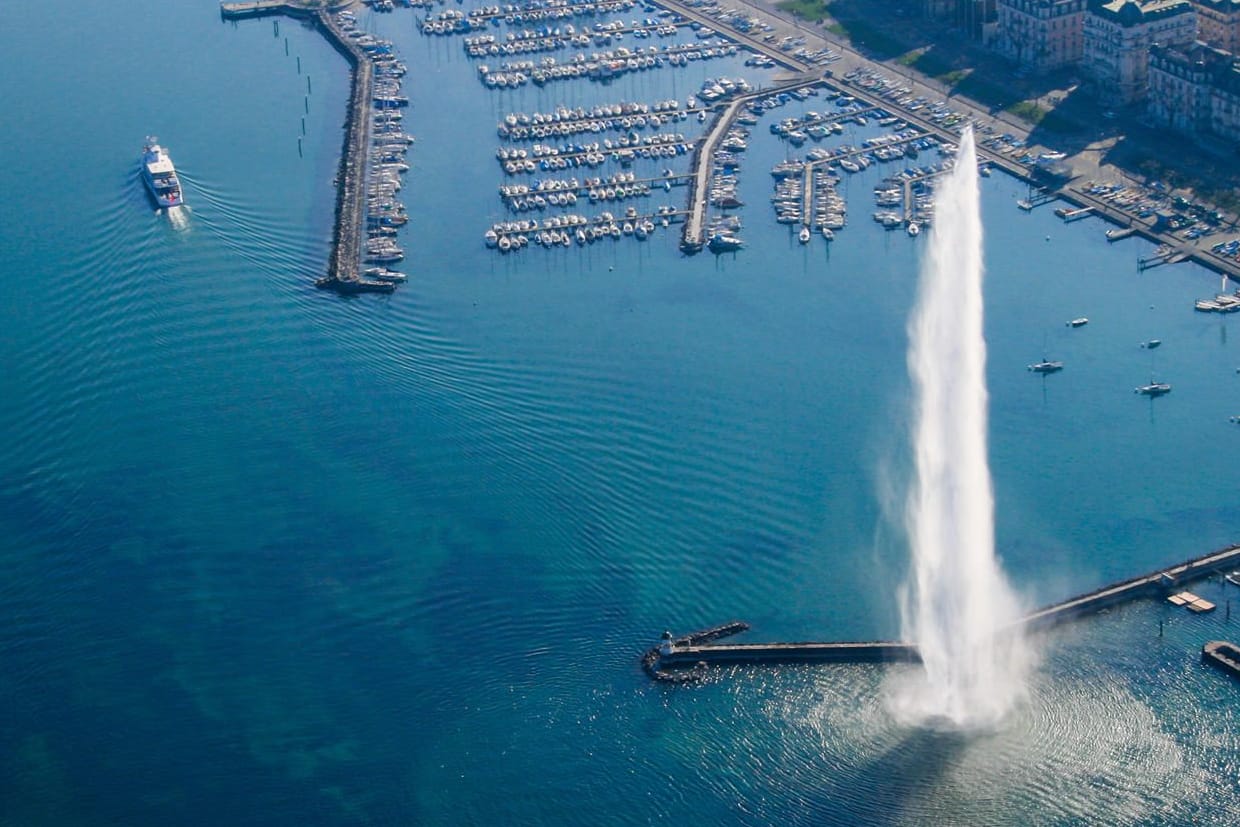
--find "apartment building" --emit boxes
[1190,0,1240,52]
[995,0,1089,71]
[1082,0,1197,104]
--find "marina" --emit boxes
[224,0,1240,293]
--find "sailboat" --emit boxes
[1135,381,1171,396]
[1028,332,1063,373]
[1135,341,1170,395]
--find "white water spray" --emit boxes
[892,127,1030,728]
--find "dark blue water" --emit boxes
[3,2,1240,824]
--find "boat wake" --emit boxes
[164,204,192,232]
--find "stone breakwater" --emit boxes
[223,2,398,294]
[313,10,396,294]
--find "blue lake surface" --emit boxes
[3,1,1240,824]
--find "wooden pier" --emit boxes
[645,543,1240,680]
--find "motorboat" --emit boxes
[1028,360,1064,374]
[1067,317,1089,327]
[1135,382,1171,397]
[707,232,744,253]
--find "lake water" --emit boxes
[2,2,1239,824]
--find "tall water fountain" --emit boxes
[892,127,1031,728]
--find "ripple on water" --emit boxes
[657,656,1222,826]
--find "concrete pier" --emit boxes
[313,9,387,294]
[1202,640,1240,679]
[223,2,398,294]
[220,0,347,19]
[680,75,821,253]
[646,543,1240,680]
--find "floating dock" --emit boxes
[645,543,1240,681]
[1202,640,1240,679]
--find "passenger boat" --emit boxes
[141,137,184,208]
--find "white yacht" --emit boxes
[141,137,184,208]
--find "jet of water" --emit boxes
[892,127,1030,729]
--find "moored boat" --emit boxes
[707,232,744,253]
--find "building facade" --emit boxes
[1147,40,1240,140]
[1082,0,1198,105]
[995,0,1089,71]
[1190,0,1240,53]
[1209,60,1240,139]
[1148,41,1229,131]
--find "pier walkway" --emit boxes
[220,0,348,19]
[314,10,394,294]
[646,543,1240,680]
[224,1,395,293]
[680,74,822,252]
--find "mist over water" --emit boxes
[891,127,1031,728]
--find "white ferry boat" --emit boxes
[141,137,184,208]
